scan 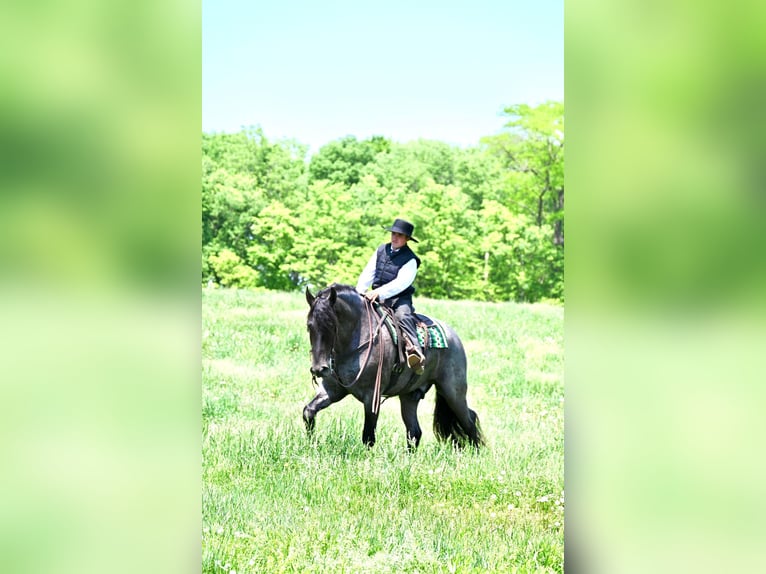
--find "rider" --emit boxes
[355,218,425,374]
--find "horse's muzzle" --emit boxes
[310,364,331,378]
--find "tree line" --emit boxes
[202,101,563,302]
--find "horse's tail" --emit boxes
[433,392,484,448]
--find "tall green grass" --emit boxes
[203,288,563,573]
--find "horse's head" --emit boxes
[305,286,338,378]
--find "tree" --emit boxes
[308,135,390,187]
[484,101,564,246]
[201,128,308,285]
[201,116,564,303]
[246,201,299,291]
[201,163,262,258]
[364,139,458,194]
[408,181,484,300]
[453,146,506,210]
[208,249,259,288]
[479,200,563,302]
[202,127,308,202]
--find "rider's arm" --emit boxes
[373,259,418,301]
[355,251,378,293]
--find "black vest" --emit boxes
[372,243,421,299]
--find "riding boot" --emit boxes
[394,300,425,375]
[405,340,425,375]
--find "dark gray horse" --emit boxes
[304,283,483,449]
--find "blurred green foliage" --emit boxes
[202,101,565,303]
[0,0,200,292]
[0,2,200,574]
[567,1,766,574]
[8,0,766,571]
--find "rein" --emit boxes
[312,295,389,415]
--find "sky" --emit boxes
[203,0,563,154]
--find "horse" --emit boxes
[303,283,483,449]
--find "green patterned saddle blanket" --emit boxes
[375,306,449,349]
[416,319,449,349]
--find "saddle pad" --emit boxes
[417,321,449,349]
[373,305,448,348]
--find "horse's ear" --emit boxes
[329,287,337,306]
[305,287,315,306]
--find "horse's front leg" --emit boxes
[362,401,380,447]
[303,382,346,435]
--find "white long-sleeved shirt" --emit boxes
[355,248,418,301]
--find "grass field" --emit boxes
[202,287,564,573]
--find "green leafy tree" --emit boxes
[405,181,484,300]
[484,101,564,246]
[277,177,397,290]
[246,201,299,291]
[364,140,457,193]
[202,128,308,284]
[308,135,390,187]
[480,200,563,302]
[202,165,262,250]
[208,249,259,288]
[201,112,564,303]
[453,146,506,210]
[203,127,308,201]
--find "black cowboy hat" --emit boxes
[384,218,418,242]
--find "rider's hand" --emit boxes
[364,291,379,302]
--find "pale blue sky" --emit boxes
[203,0,562,154]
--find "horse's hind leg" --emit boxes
[434,376,483,447]
[303,383,346,435]
[399,392,423,450]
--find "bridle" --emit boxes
[310,295,389,414]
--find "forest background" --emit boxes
[202,100,563,303]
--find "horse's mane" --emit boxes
[317,283,360,301]
[309,284,361,336]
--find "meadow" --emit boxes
[202,287,564,573]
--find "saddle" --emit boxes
[372,304,449,367]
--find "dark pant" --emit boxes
[391,299,422,356]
